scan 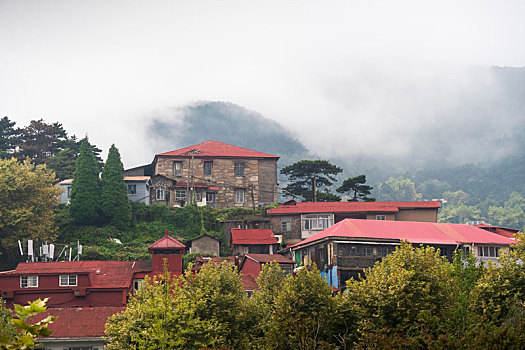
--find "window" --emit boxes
[175,190,186,201]
[67,186,71,198]
[195,190,202,201]
[234,162,245,176]
[127,184,136,195]
[206,192,216,203]
[235,188,245,203]
[302,214,334,230]
[376,215,386,220]
[156,189,165,200]
[133,278,144,292]
[20,276,38,288]
[173,161,182,176]
[59,275,78,287]
[204,161,213,176]
[478,246,500,258]
[281,217,291,231]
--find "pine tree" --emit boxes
[101,144,131,229]
[70,138,100,224]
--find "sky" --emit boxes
[1,0,525,167]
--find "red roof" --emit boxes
[58,179,73,185]
[231,229,277,246]
[291,219,516,248]
[148,232,186,250]
[475,223,520,238]
[244,254,295,264]
[156,140,279,159]
[124,176,150,182]
[268,201,441,215]
[0,261,151,289]
[241,274,259,291]
[33,306,124,338]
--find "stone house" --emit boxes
[152,140,279,209]
[267,200,442,244]
[186,234,220,256]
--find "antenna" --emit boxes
[69,247,72,261]
[49,244,55,260]
[18,240,23,256]
[27,240,34,262]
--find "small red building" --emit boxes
[239,253,295,280]
[230,228,279,255]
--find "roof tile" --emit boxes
[156,140,279,159]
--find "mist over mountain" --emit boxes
[146,65,525,205]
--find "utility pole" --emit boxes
[182,149,201,205]
[312,172,317,202]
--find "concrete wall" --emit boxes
[365,213,396,220]
[189,235,220,256]
[126,181,150,204]
[59,184,70,204]
[395,208,438,222]
[155,156,278,209]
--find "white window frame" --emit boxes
[133,278,144,292]
[302,214,334,230]
[175,190,186,201]
[235,188,245,203]
[173,161,182,176]
[59,275,78,287]
[477,246,501,258]
[156,188,165,200]
[20,276,38,288]
[376,215,386,220]
[206,192,216,203]
[281,217,291,232]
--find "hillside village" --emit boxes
[0,138,523,349]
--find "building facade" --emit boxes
[267,200,441,244]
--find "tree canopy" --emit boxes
[70,138,101,225]
[101,144,131,229]
[337,174,375,202]
[376,176,423,201]
[0,117,19,159]
[281,160,342,202]
[0,158,60,262]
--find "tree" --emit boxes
[46,148,77,180]
[345,243,458,348]
[0,158,60,263]
[376,176,423,201]
[101,144,131,229]
[70,138,101,225]
[0,117,19,159]
[336,174,375,202]
[17,119,69,164]
[267,265,338,349]
[281,160,342,202]
[0,298,56,349]
[488,192,525,230]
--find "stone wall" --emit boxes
[155,156,278,209]
[269,215,302,243]
[189,235,220,256]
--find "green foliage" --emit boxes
[376,176,422,201]
[0,298,56,350]
[0,158,60,264]
[267,265,340,349]
[0,117,19,159]
[281,160,343,201]
[105,271,223,349]
[315,190,341,202]
[345,243,458,348]
[488,192,525,230]
[46,147,77,180]
[417,179,452,200]
[101,144,131,229]
[70,138,101,225]
[337,174,375,202]
[16,119,69,165]
[438,203,482,224]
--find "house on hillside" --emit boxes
[0,232,185,349]
[186,234,220,256]
[125,140,279,209]
[58,176,152,204]
[230,228,279,256]
[267,200,441,244]
[239,254,295,294]
[290,219,516,290]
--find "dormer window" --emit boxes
[20,276,38,288]
[59,275,78,287]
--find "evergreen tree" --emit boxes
[17,119,69,164]
[70,138,100,224]
[101,144,131,229]
[281,160,342,202]
[0,116,19,159]
[337,174,375,201]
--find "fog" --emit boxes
[1,0,524,167]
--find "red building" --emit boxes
[230,228,279,256]
[0,232,185,349]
